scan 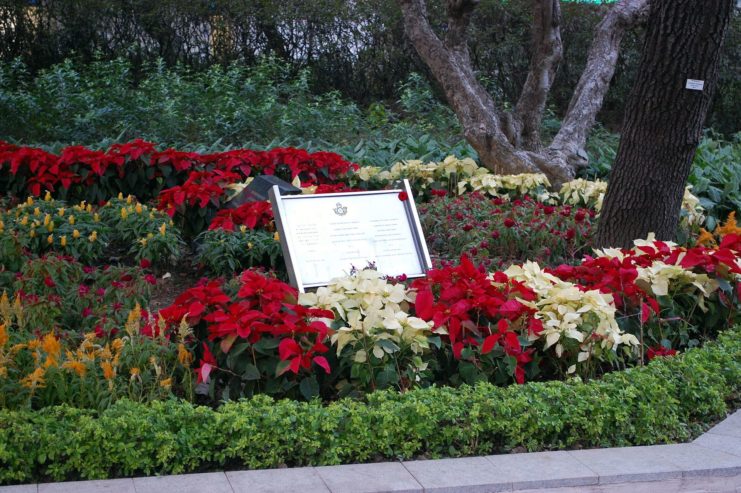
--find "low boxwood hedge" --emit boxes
[1,326,739,484]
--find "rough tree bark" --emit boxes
[595,0,734,248]
[397,0,648,186]
[550,0,649,164]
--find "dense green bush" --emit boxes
[0,58,471,167]
[1,326,738,484]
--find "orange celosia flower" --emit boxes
[715,211,740,237]
[101,361,115,380]
[20,367,46,388]
[159,377,172,388]
[696,228,716,247]
[41,333,61,359]
[177,343,193,366]
[62,360,87,377]
[0,323,7,347]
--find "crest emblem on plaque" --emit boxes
[333,202,348,216]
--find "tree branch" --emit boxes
[511,0,563,151]
[444,0,480,51]
[550,0,649,166]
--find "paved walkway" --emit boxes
[2,410,740,493]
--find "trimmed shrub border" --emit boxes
[1,327,739,485]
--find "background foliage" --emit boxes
[0,0,738,135]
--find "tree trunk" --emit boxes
[511,0,563,151]
[595,0,734,248]
[397,0,649,187]
[550,0,648,166]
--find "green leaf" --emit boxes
[243,364,261,381]
[299,376,319,400]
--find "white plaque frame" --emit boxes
[269,179,432,292]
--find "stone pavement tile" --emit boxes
[705,410,741,439]
[38,479,135,493]
[226,467,330,493]
[568,446,682,484]
[402,456,510,493]
[0,486,38,493]
[133,472,233,493]
[650,443,741,477]
[695,432,741,458]
[486,450,598,490]
[315,462,423,493]
[514,475,741,493]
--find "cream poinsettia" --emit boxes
[504,261,638,373]
[298,270,433,370]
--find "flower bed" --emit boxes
[1,144,739,484]
[0,325,738,484]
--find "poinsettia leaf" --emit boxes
[313,356,331,374]
[414,287,434,320]
[481,334,499,355]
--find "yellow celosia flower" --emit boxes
[125,304,142,337]
[43,214,51,226]
[43,191,51,201]
[68,215,75,225]
[29,229,35,238]
[60,235,67,247]
[93,213,99,222]
[135,203,143,214]
[20,367,45,388]
[47,234,54,245]
[89,231,98,242]
[33,207,40,216]
[159,378,172,388]
[121,207,128,220]
[117,192,124,200]
[111,338,125,354]
[73,229,80,239]
[273,232,280,241]
[19,215,28,226]
[57,207,65,217]
[126,195,133,205]
[159,223,167,235]
[99,343,113,361]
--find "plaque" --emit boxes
[269,179,432,291]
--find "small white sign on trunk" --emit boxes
[685,79,705,91]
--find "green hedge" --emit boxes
[1,327,739,485]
